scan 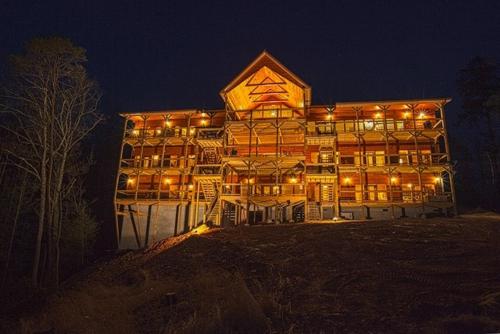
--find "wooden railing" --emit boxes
[307,118,442,136]
[338,190,452,204]
[120,156,196,169]
[221,183,306,196]
[197,127,224,139]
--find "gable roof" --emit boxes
[220,51,311,107]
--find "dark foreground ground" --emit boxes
[3,215,500,333]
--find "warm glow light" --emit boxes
[190,128,196,134]
[163,178,172,185]
[289,176,297,184]
[403,112,410,119]
[201,119,207,126]
[418,111,426,119]
[156,129,162,135]
[153,155,159,160]
[434,176,442,184]
[249,178,254,184]
[323,185,329,189]
[165,121,172,128]
[374,112,382,119]
[390,176,398,184]
[132,129,139,136]
[201,112,207,117]
[127,178,134,185]
[271,110,276,116]
[399,158,404,164]
[343,177,352,185]
[326,114,333,120]
[407,183,413,188]
[188,184,194,190]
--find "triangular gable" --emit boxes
[220,51,311,110]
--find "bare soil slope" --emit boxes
[7,217,500,333]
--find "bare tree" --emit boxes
[0,37,102,288]
[457,57,500,210]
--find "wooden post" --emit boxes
[438,103,458,216]
[114,116,129,248]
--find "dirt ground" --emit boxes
[4,215,500,333]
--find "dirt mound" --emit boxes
[7,218,500,333]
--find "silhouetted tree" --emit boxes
[0,37,102,287]
[457,57,500,210]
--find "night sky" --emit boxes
[2,0,500,117]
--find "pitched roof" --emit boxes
[220,51,310,94]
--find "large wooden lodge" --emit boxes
[114,51,456,248]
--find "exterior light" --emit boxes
[201,119,207,126]
[403,112,410,119]
[407,183,413,188]
[201,112,207,117]
[249,178,254,184]
[289,176,298,184]
[163,178,172,185]
[271,110,276,116]
[434,176,442,184]
[165,120,172,128]
[418,111,426,119]
[190,128,196,135]
[374,112,382,119]
[156,129,162,135]
[390,176,398,184]
[343,177,352,185]
[152,155,159,160]
[132,129,139,136]
[399,158,404,164]
[188,184,194,190]
[323,185,329,189]
[127,178,135,185]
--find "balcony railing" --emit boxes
[338,189,452,204]
[197,127,224,140]
[309,153,448,167]
[221,183,306,196]
[120,156,196,169]
[193,165,222,175]
[116,189,191,201]
[307,118,442,136]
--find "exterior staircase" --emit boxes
[308,203,321,221]
[222,202,237,225]
[203,147,220,164]
[200,180,220,225]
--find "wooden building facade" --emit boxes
[114,52,456,248]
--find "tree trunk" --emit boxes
[32,126,48,287]
[1,171,28,290]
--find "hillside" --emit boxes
[6,216,500,334]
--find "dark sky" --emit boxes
[1,0,500,115]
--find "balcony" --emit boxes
[196,127,224,147]
[338,189,453,206]
[306,153,448,169]
[221,183,306,198]
[120,156,196,173]
[306,118,443,136]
